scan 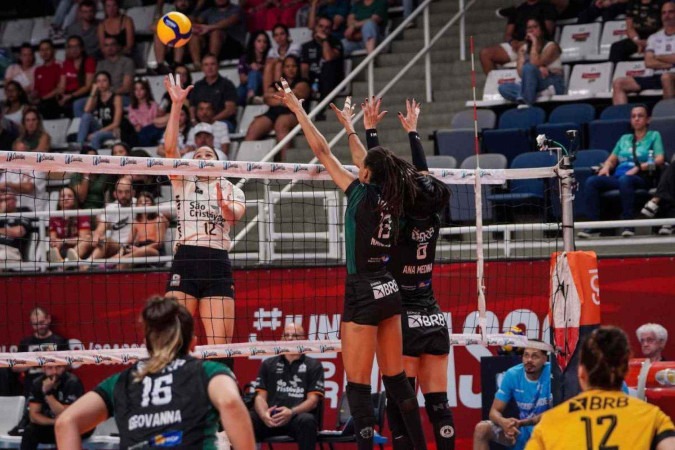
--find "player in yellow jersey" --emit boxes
[526,326,675,450]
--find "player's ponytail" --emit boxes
[134,295,194,382]
[580,326,631,391]
[365,146,420,219]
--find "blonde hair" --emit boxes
[133,296,193,382]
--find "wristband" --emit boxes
[347,132,358,139]
[365,128,380,149]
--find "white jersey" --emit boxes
[99,200,135,244]
[172,177,245,251]
[646,29,675,74]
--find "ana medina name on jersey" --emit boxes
[402,263,433,275]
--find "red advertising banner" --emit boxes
[0,256,673,444]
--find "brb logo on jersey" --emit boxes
[407,311,446,329]
[370,279,399,299]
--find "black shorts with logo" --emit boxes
[401,300,450,357]
[343,270,402,326]
[166,245,235,299]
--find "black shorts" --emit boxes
[343,270,402,326]
[401,301,450,357]
[166,245,234,299]
[635,74,663,91]
[263,106,293,122]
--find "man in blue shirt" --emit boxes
[474,346,552,450]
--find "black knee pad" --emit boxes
[346,382,376,438]
[424,392,455,448]
[382,372,418,408]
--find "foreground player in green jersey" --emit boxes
[55,295,256,449]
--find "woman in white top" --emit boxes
[263,24,302,92]
[498,17,564,106]
[4,43,35,95]
[163,74,246,350]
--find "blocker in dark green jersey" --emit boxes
[344,179,394,275]
[94,356,233,449]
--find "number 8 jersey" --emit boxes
[172,177,245,251]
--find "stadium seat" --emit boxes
[289,27,313,46]
[498,106,546,129]
[426,155,457,169]
[192,71,205,83]
[450,109,496,130]
[462,153,508,170]
[218,67,239,87]
[599,103,637,120]
[0,396,26,447]
[587,21,627,61]
[132,41,150,73]
[44,118,71,150]
[588,118,632,151]
[126,5,156,36]
[482,106,545,164]
[648,117,675,162]
[147,75,165,103]
[467,69,520,107]
[66,117,81,142]
[234,139,276,161]
[30,16,52,46]
[231,104,269,139]
[436,129,477,167]
[573,149,610,218]
[447,154,507,223]
[1,18,34,47]
[535,103,595,150]
[551,62,614,101]
[651,98,675,118]
[596,60,652,99]
[558,22,602,62]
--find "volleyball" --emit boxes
[501,325,525,353]
[157,12,192,48]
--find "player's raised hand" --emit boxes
[216,182,233,209]
[397,98,421,133]
[164,73,192,105]
[274,78,304,113]
[362,96,387,130]
[329,96,356,132]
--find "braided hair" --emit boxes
[580,326,631,391]
[364,146,420,219]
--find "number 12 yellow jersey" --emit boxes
[525,389,674,450]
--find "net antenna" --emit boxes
[470,36,488,340]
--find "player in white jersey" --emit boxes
[162,73,246,349]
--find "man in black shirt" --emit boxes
[190,53,239,132]
[480,0,557,74]
[251,323,325,450]
[301,15,345,103]
[0,192,31,271]
[21,365,86,450]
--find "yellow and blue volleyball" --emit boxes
[501,325,525,353]
[157,12,192,48]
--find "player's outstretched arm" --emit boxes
[330,97,367,168]
[163,73,193,160]
[209,375,257,450]
[55,392,109,448]
[362,96,387,150]
[398,98,429,174]
[275,78,355,192]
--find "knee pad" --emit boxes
[424,392,455,444]
[382,372,418,408]
[346,382,376,423]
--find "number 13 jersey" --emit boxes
[172,177,245,251]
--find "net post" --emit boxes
[560,155,575,252]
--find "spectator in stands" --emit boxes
[77,70,123,150]
[245,55,310,160]
[114,191,168,269]
[0,109,20,150]
[342,0,388,55]
[264,24,302,91]
[69,148,117,209]
[0,192,31,270]
[33,40,63,120]
[57,35,96,118]
[301,15,344,103]
[4,43,36,96]
[238,30,271,106]
[636,323,668,362]
[2,81,30,126]
[191,0,246,64]
[190,53,239,132]
[242,0,273,31]
[277,0,310,28]
[157,104,192,156]
[184,121,229,159]
[151,0,200,75]
[613,1,675,104]
[65,0,101,60]
[498,17,563,105]
[0,144,48,213]
[308,0,350,39]
[97,0,136,57]
[129,79,159,141]
[12,107,51,152]
[47,186,93,263]
[21,365,89,450]
[96,36,135,101]
[578,105,666,238]
[84,177,135,266]
[473,345,552,450]
[641,163,675,235]
[251,322,324,450]
[128,148,164,199]
[480,0,557,74]
[577,0,629,24]
[609,0,663,64]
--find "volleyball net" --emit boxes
[0,150,565,367]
